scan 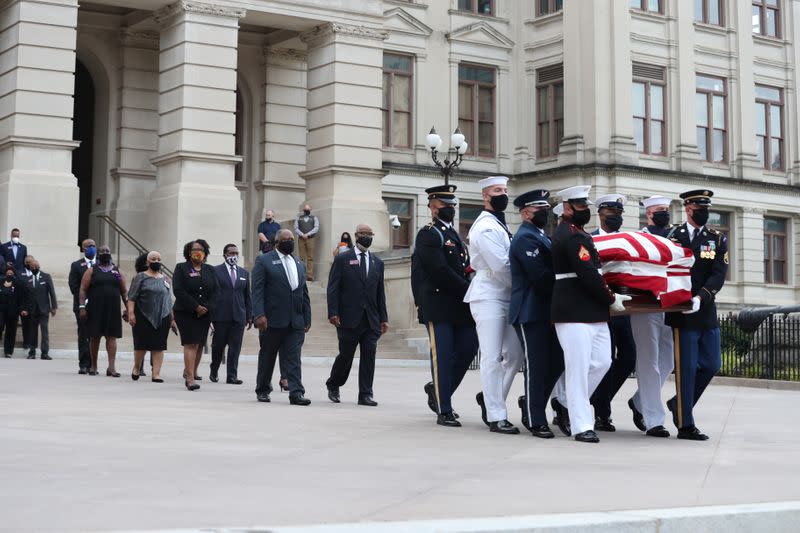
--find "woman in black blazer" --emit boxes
[172,239,217,391]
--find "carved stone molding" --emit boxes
[263,47,308,64]
[298,23,388,48]
[742,207,767,215]
[153,1,245,26]
[120,30,160,50]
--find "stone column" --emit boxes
[731,1,762,180]
[740,207,765,302]
[0,0,80,269]
[147,1,245,265]
[672,0,702,172]
[299,23,388,283]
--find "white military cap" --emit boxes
[595,194,627,211]
[478,175,509,189]
[553,203,564,217]
[641,195,671,209]
[557,185,593,204]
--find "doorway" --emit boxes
[72,59,95,246]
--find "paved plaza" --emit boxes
[2,356,800,532]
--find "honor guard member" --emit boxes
[412,185,478,427]
[548,203,571,437]
[627,195,674,438]
[465,176,524,435]
[664,189,728,440]
[551,185,631,443]
[588,195,637,433]
[509,189,563,439]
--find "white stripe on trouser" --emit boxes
[471,299,524,423]
[554,322,612,434]
[519,326,532,425]
[630,312,674,429]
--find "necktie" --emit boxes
[230,265,237,286]
[359,252,367,280]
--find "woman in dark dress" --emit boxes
[1,265,30,357]
[78,245,128,376]
[172,239,217,391]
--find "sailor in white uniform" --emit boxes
[465,175,524,434]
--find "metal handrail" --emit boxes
[95,214,174,278]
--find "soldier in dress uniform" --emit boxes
[588,195,637,432]
[627,195,674,438]
[465,176,524,435]
[551,185,631,443]
[664,189,728,440]
[509,189,563,439]
[412,184,478,427]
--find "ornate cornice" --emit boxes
[120,30,160,50]
[263,47,308,64]
[298,23,388,48]
[153,1,245,26]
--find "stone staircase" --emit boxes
[43,277,428,360]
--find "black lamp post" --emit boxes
[425,126,468,185]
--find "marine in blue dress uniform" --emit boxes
[411,185,478,427]
[509,189,563,439]
[664,189,728,441]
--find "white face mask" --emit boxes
[11,237,19,244]
[225,255,239,266]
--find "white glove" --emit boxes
[609,293,632,313]
[682,295,701,314]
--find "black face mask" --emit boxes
[98,253,112,265]
[652,211,671,228]
[303,210,311,216]
[691,207,709,227]
[356,235,373,249]
[438,206,455,223]
[266,218,273,223]
[532,209,550,229]
[31,269,39,275]
[604,214,623,232]
[149,262,162,272]
[571,207,591,227]
[489,194,509,212]
[277,240,294,255]
[5,275,14,282]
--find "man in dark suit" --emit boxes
[252,229,311,405]
[69,238,96,374]
[509,189,563,439]
[210,244,252,384]
[17,254,35,352]
[325,223,388,406]
[3,228,27,272]
[24,259,57,360]
[665,189,728,441]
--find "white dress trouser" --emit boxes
[630,312,674,430]
[554,322,611,434]
[471,299,524,422]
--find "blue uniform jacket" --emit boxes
[509,222,555,325]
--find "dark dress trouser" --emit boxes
[427,322,478,415]
[211,321,246,380]
[1,311,18,355]
[514,321,565,427]
[27,314,50,355]
[326,313,380,397]
[590,315,637,419]
[670,327,721,429]
[256,327,305,397]
[74,310,90,369]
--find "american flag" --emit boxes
[592,231,695,308]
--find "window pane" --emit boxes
[697,75,724,92]
[458,0,472,10]
[460,66,494,84]
[478,87,493,121]
[633,118,645,152]
[651,84,664,120]
[477,0,492,14]
[392,111,410,147]
[712,95,725,128]
[555,0,563,10]
[764,217,786,233]
[539,122,550,156]
[460,204,483,222]
[556,119,564,145]
[773,236,785,260]
[697,127,708,160]
[708,0,721,24]
[382,110,389,145]
[382,73,389,109]
[696,93,708,126]
[694,0,703,21]
[755,85,781,101]
[712,129,725,161]
[479,122,493,155]
[648,0,660,12]
[766,8,777,37]
[708,211,729,227]
[632,82,646,117]
[554,84,564,119]
[630,0,641,8]
[771,138,782,169]
[756,136,766,166]
[770,105,782,137]
[766,0,779,6]
[458,84,473,119]
[539,0,548,14]
[383,54,412,72]
[752,5,761,34]
[538,88,549,120]
[385,199,411,216]
[393,76,410,112]
[774,261,786,283]
[755,102,766,135]
[651,120,663,153]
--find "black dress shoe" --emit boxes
[184,380,200,391]
[131,372,140,381]
[489,419,520,435]
[226,378,243,385]
[257,393,271,402]
[551,398,571,436]
[476,392,490,427]
[646,425,670,438]
[530,424,555,439]
[358,396,378,407]
[40,354,51,360]
[26,354,35,360]
[151,378,164,383]
[106,369,121,378]
[289,395,311,406]
[209,373,219,383]
[3,354,11,358]
[424,382,437,414]
[628,398,646,432]
[594,416,616,432]
[518,395,531,431]
[666,397,679,429]
[327,387,340,403]
[437,412,461,427]
[88,370,99,376]
[574,430,600,443]
[78,367,88,374]
[677,425,709,441]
